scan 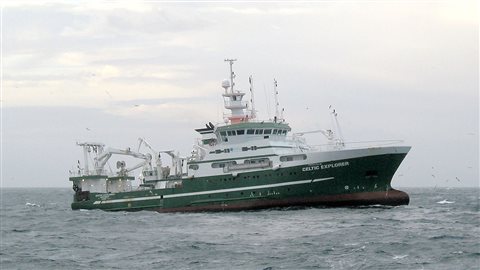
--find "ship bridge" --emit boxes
[215,122,291,143]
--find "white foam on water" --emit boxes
[437,199,455,204]
[393,255,408,260]
[25,202,40,207]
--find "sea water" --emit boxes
[1,188,479,270]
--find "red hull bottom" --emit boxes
[154,189,410,213]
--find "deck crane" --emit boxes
[93,145,152,177]
[137,138,185,179]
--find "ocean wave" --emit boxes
[25,202,40,207]
[429,235,466,240]
[2,187,479,270]
[436,199,455,204]
[392,255,408,260]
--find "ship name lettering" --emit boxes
[302,166,320,172]
[321,161,350,170]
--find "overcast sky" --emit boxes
[1,1,478,188]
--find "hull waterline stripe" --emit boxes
[92,177,334,205]
[93,195,162,204]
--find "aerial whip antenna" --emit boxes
[249,75,256,119]
[224,59,237,93]
[274,79,280,122]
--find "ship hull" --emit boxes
[71,147,410,212]
[151,189,409,212]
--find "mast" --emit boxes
[249,75,256,120]
[83,145,89,174]
[225,59,237,93]
[329,106,345,147]
[274,79,280,122]
[222,59,247,124]
[77,142,105,175]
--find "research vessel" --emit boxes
[69,59,410,212]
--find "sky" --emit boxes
[1,0,478,188]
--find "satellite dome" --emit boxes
[222,79,230,89]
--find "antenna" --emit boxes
[249,75,256,119]
[274,79,280,122]
[263,83,271,119]
[329,106,345,147]
[224,59,237,93]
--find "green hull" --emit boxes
[71,152,409,212]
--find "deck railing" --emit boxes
[310,139,405,151]
[69,169,109,177]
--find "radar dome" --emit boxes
[222,79,230,90]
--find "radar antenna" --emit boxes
[274,79,280,122]
[224,59,237,93]
[249,75,256,119]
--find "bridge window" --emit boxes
[264,129,272,134]
[237,130,245,135]
[247,129,255,134]
[272,129,278,135]
[255,129,263,135]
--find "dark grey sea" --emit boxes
[1,188,479,270]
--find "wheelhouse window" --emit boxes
[255,129,264,135]
[247,129,255,135]
[237,130,245,135]
[272,129,278,135]
[202,138,216,145]
[264,129,272,135]
[219,131,227,142]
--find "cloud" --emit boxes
[1,2,478,189]
[104,101,220,124]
